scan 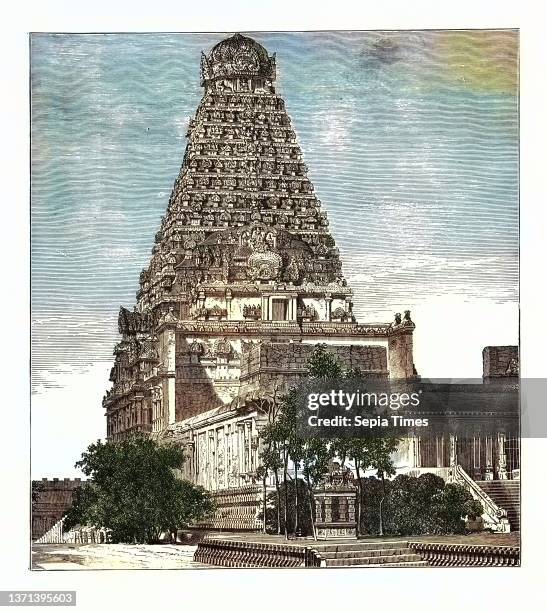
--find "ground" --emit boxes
[32,531,519,570]
[32,543,207,570]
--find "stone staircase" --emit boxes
[476,480,520,532]
[312,541,428,567]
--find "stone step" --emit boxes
[313,541,409,553]
[320,548,410,560]
[478,484,520,491]
[380,561,429,567]
[325,554,424,567]
[477,480,520,531]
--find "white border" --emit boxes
[2,1,546,611]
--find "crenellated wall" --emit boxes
[32,478,82,541]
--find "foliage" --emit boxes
[264,479,313,536]
[64,437,214,543]
[306,344,343,380]
[360,473,483,536]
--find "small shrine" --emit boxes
[314,462,358,539]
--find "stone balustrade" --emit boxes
[409,542,519,567]
[194,538,322,567]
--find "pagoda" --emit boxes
[103,33,417,529]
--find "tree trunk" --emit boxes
[379,471,386,536]
[261,474,267,533]
[274,469,281,535]
[356,461,363,538]
[294,459,299,536]
[283,450,289,539]
[306,471,317,541]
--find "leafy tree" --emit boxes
[264,479,313,536]
[430,483,483,534]
[361,473,483,536]
[368,438,399,535]
[306,343,343,380]
[300,437,331,539]
[65,437,214,543]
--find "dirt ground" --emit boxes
[32,531,519,570]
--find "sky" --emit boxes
[30,30,519,477]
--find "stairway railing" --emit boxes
[407,466,510,533]
[35,516,65,544]
[450,465,510,533]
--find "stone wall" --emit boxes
[483,346,519,381]
[240,341,388,397]
[193,485,265,530]
[32,478,82,541]
[388,332,416,379]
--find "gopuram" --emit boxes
[103,32,419,530]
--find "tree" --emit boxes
[368,438,399,535]
[306,343,343,380]
[65,437,214,543]
[371,473,483,536]
[430,483,483,534]
[300,437,331,539]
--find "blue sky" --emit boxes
[30,31,518,475]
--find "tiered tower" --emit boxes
[104,34,416,518]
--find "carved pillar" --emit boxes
[245,421,252,474]
[449,433,457,467]
[289,296,297,320]
[135,395,143,426]
[414,436,422,468]
[324,497,332,523]
[347,495,356,523]
[325,294,332,321]
[198,290,206,310]
[224,425,229,487]
[484,437,494,480]
[314,497,323,523]
[159,323,177,425]
[237,422,245,482]
[472,436,480,479]
[208,430,216,491]
[436,436,444,468]
[497,433,507,479]
[339,496,348,521]
[225,289,232,319]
